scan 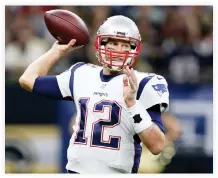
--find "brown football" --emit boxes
[44,9,90,46]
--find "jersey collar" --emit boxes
[100,69,123,82]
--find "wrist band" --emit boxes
[127,101,152,134]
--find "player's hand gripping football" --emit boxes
[50,39,83,58]
[123,66,138,108]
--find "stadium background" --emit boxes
[5,6,213,173]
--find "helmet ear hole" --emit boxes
[100,37,108,46]
[131,45,136,50]
[100,41,106,46]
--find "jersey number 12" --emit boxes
[74,98,122,150]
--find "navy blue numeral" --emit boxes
[75,99,121,150]
[74,98,89,144]
[91,101,121,149]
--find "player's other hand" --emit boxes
[50,39,84,58]
[123,66,138,108]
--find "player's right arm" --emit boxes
[19,39,82,98]
[19,39,79,92]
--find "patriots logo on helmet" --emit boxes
[152,84,167,96]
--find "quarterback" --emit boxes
[19,15,169,173]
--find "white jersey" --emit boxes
[56,62,169,173]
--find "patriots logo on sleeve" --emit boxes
[152,84,168,96]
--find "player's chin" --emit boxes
[104,64,124,72]
[106,60,124,67]
[102,57,129,72]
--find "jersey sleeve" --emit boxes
[56,67,73,99]
[137,75,169,112]
[33,62,85,100]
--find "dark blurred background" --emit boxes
[5,6,213,173]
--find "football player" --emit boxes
[19,15,169,173]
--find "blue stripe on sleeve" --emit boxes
[148,111,166,133]
[33,76,72,100]
[69,62,85,98]
[136,76,154,100]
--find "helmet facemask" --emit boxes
[95,35,141,71]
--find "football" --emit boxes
[44,9,90,46]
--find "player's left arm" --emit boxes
[139,76,170,154]
[123,67,168,155]
[138,105,166,155]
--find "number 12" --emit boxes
[74,98,122,150]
